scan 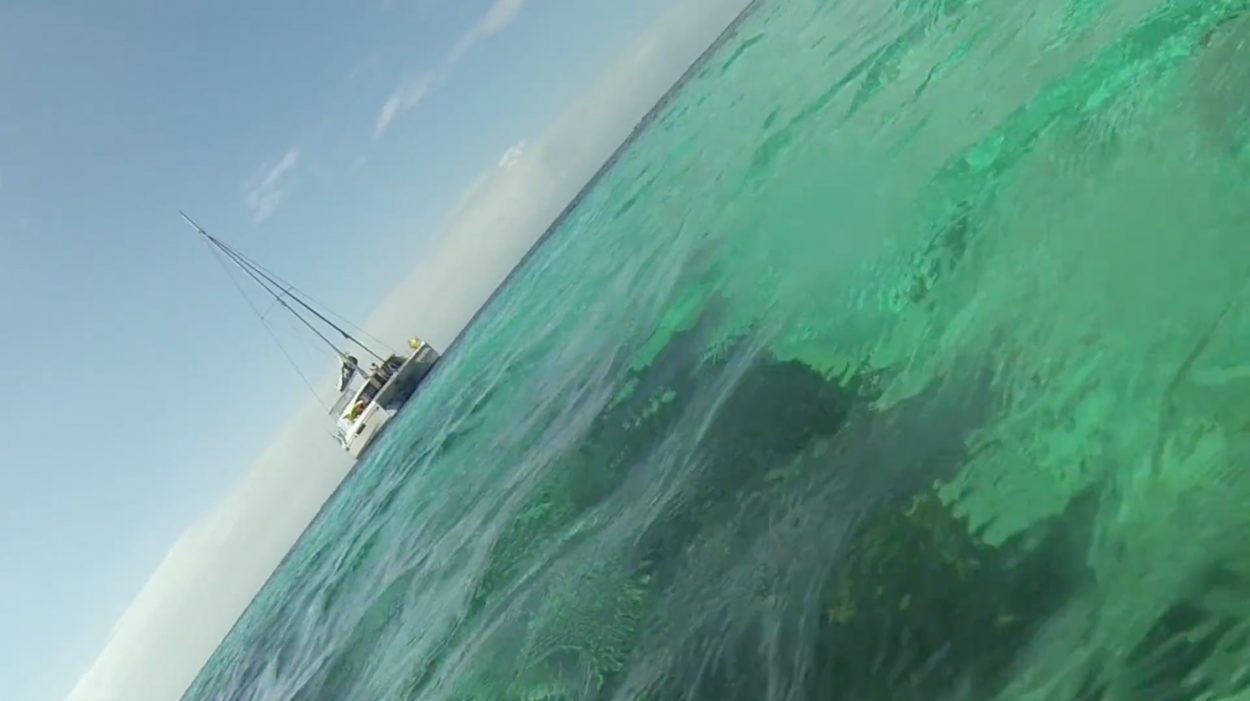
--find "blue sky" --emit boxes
[0,1,740,699]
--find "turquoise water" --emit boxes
[184,0,1250,699]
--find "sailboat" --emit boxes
[181,212,440,458]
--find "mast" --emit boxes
[180,212,387,364]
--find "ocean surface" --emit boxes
[183,0,1250,698]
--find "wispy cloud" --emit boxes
[448,0,528,64]
[374,72,435,137]
[497,140,526,169]
[242,148,300,223]
[374,0,531,139]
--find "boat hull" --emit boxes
[375,345,439,410]
[341,344,440,458]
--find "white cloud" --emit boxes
[374,0,531,138]
[497,140,526,169]
[479,0,528,36]
[242,148,300,223]
[374,72,435,137]
[448,0,529,64]
[65,1,753,698]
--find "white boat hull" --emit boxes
[337,343,440,458]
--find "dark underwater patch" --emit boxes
[807,485,1097,700]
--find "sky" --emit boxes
[0,1,751,700]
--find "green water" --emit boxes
[184,0,1250,699]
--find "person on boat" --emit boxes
[368,361,393,385]
[338,355,359,392]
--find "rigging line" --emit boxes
[199,233,398,355]
[206,242,329,410]
[208,234,388,363]
[203,240,331,412]
[220,256,397,356]
[178,212,372,360]
[179,212,395,359]
[211,241,371,386]
[207,235,356,362]
[227,241,394,359]
[259,282,294,320]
